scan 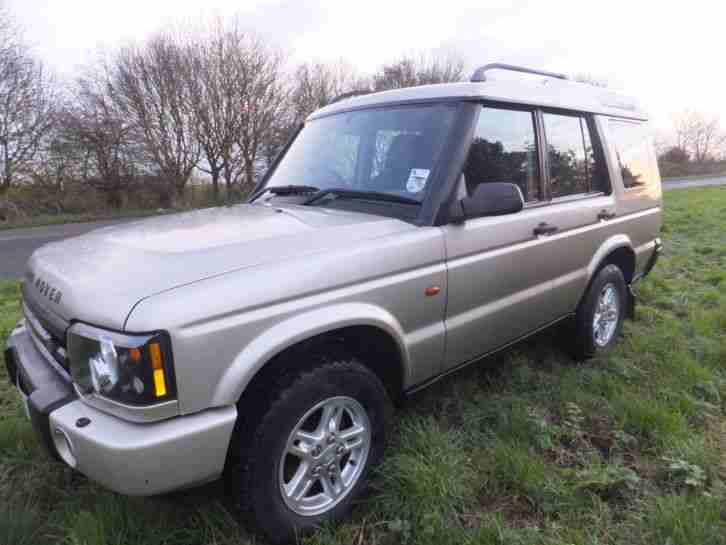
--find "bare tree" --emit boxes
[62,61,145,208]
[0,6,57,190]
[248,60,367,174]
[291,61,367,123]
[185,27,290,192]
[234,40,288,189]
[659,146,690,164]
[185,20,248,198]
[373,52,465,91]
[29,101,86,199]
[112,34,201,206]
[673,110,726,163]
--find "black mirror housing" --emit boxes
[455,182,524,221]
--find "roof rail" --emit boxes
[470,63,569,83]
[328,89,373,105]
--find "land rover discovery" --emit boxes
[4,63,662,542]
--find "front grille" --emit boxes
[23,301,70,374]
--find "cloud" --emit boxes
[6,0,725,135]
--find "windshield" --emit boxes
[264,104,457,205]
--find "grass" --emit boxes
[1,187,725,544]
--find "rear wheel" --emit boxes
[571,264,628,358]
[236,358,392,543]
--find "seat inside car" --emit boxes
[371,133,434,193]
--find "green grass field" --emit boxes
[1,187,724,545]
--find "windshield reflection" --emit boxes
[265,104,457,204]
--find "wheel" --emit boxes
[236,358,392,543]
[571,264,628,358]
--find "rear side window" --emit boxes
[464,107,541,202]
[608,120,651,189]
[543,113,602,198]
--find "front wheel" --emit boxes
[236,358,392,543]
[571,264,628,358]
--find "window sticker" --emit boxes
[406,168,430,193]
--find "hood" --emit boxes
[24,204,415,330]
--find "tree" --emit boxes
[235,40,288,189]
[0,6,57,190]
[256,60,368,173]
[372,52,465,91]
[63,61,144,208]
[184,20,248,198]
[673,110,726,163]
[290,61,367,123]
[112,34,201,206]
[659,146,690,164]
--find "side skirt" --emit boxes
[403,313,574,396]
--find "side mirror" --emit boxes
[451,182,524,222]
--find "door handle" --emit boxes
[597,210,617,221]
[533,222,558,236]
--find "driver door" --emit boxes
[442,105,561,369]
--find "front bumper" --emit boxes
[5,323,237,496]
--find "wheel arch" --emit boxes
[211,303,411,409]
[586,235,636,286]
[577,235,636,318]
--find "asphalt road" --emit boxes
[662,176,726,190]
[0,219,132,281]
[1,176,725,280]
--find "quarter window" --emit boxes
[608,120,651,189]
[464,107,541,202]
[543,113,601,198]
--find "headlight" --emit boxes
[67,323,176,406]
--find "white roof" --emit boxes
[309,77,648,121]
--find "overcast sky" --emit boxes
[5,0,722,136]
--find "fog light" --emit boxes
[53,427,77,468]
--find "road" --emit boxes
[662,176,726,190]
[1,176,725,280]
[0,219,132,281]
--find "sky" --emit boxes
[5,0,723,137]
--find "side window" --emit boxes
[608,120,651,189]
[543,113,597,198]
[464,107,540,202]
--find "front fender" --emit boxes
[210,302,411,407]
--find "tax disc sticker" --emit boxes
[406,168,430,193]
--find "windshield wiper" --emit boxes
[264,185,320,196]
[304,188,420,206]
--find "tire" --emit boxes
[236,357,392,543]
[571,264,628,359]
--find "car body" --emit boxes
[5,64,662,541]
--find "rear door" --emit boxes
[531,111,617,318]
